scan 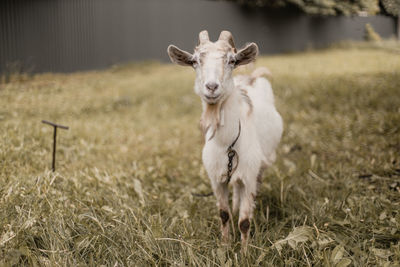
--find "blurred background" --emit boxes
[1,1,400,266]
[0,0,398,74]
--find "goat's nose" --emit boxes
[206,82,219,92]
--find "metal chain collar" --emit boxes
[192,120,241,197]
[225,121,241,184]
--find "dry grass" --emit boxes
[1,43,400,266]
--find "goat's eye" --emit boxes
[228,58,236,66]
[191,59,199,67]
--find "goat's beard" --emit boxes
[199,100,224,140]
[204,99,218,105]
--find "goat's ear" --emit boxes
[234,43,258,67]
[167,45,194,66]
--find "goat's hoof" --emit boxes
[221,238,230,246]
[240,243,248,255]
[221,230,230,245]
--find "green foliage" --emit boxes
[233,0,391,16]
[381,0,400,16]
[365,23,383,41]
[1,43,400,265]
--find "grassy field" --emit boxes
[1,43,400,266]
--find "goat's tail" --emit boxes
[251,67,272,79]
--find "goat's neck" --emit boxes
[202,86,241,146]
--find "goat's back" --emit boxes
[239,76,283,166]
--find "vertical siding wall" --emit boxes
[0,0,396,74]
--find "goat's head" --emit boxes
[168,30,258,105]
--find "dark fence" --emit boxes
[0,0,396,74]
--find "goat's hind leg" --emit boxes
[238,181,257,254]
[212,181,231,243]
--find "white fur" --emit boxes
[202,75,283,216]
[167,30,283,250]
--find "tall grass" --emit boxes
[1,44,400,266]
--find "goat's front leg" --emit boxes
[238,181,257,254]
[212,181,230,244]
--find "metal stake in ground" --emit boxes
[42,120,69,172]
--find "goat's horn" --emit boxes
[218,30,236,52]
[198,30,209,45]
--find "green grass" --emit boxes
[1,43,400,266]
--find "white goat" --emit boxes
[168,30,283,251]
